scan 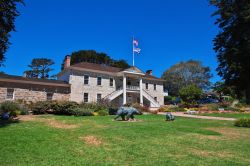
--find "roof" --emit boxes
[0,73,70,87]
[144,74,165,81]
[60,62,164,81]
[70,62,123,73]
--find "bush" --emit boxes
[98,108,109,116]
[71,108,94,116]
[0,101,21,117]
[30,100,114,116]
[234,118,250,128]
[32,101,52,115]
[164,96,173,104]
[51,101,79,115]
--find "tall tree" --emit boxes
[212,81,236,99]
[61,50,130,70]
[161,60,212,96]
[25,58,54,79]
[210,0,250,103]
[0,0,24,65]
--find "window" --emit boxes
[84,93,88,102]
[46,92,53,101]
[84,75,89,85]
[154,84,156,90]
[154,97,157,101]
[97,76,102,85]
[146,83,148,90]
[110,78,114,87]
[6,88,14,100]
[97,94,102,102]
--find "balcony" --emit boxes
[126,85,140,91]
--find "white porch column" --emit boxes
[139,77,143,105]
[123,75,126,105]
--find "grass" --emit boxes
[200,113,250,119]
[0,115,250,166]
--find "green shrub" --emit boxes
[234,118,250,128]
[16,103,30,115]
[51,101,79,115]
[98,108,109,116]
[32,101,52,115]
[0,101,21,117]
[71,108,94,116]
[164,96,173,104]
[80,102,107,112]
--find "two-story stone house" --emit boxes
[57,56,164,109]
[0,56,164,109]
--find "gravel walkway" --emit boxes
[158,112,236,121]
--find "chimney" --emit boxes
[146,70,153,75]
[64,55,71,69]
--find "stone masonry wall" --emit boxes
[142,80,164,106]
[69,71,116,103]
[0,87,69,103]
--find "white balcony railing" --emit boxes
[126,85,140,91]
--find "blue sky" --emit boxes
[1,0,220,82]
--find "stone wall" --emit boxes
[0,87,69,103]
[142,80,164,106]
[69,71,116,103]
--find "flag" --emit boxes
[133,48,141,54]
[133,39,139,46]
[133,38,141,54]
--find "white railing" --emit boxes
[142,89,160,107]
[104,88,123,100]
[126,85,140,91]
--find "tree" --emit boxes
[179,84,202,103]
[0,0,24,66]
[210,0,250,103]
[161,60,212,96]
[61,50,130,70]
[25,58,54,79]
[212,81,236,98]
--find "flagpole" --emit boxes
[132,36,135,66]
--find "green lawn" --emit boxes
[200,113,250,119]
[0,115,250,166]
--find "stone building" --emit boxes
[57,56,164,109]
[0,74,70,103]
[0,56,164,109]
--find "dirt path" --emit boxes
[158,112,236,121]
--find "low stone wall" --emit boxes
[0,87,69,103]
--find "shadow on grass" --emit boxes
[0,119,19,128]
